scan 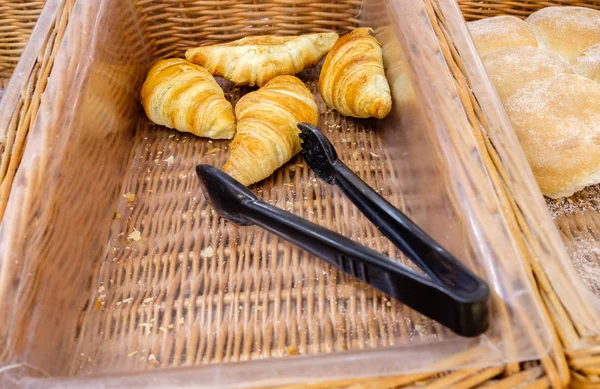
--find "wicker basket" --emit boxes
[457,2,600,388]
[0,0,46,93]
[1,0,600,388]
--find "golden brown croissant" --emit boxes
[185,32,339,87]
[223,75,318,186]
[319,28,392,119]
[140,58,236,139]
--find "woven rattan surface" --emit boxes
[0,0,46,79]
[459,0,600,20]
[3,0,600,388]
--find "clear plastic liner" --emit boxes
[0,0,554,388]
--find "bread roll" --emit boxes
[482,46,572,103]
[140,59,236,139]
[185,33,338,87]
[319,28,392,119]
[526,6,600,61]
[571,43,600,82]
[504,74,600,198]
[223,75,318,186]
[468,16,538,57]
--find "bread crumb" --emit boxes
[285,346,299,356]
[114,212,121,220]
[148,354,159,365]
[139,323,153,335]
[117,297,133,306]
[200,246,214,258]
[164,156,174,166]
[123,193,135,202]
[143,297,153,304]
[206,147,221,155]
[128,350,138,357]
[127,229,141,242]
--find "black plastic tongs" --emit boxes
[196,123,490,337]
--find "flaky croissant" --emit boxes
[140,58,236,139]
[185,32,339,87]
[223,75,318,186]
[319,28,392,119]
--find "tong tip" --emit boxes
[195,164,256,226]
[298,122,338,184]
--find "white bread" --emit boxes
[571,43,600,82]
[482,46,572,103]
[504,74,600,198]
[526,6,600,61]
[468,16,538,57]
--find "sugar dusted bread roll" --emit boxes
[526,6,600,61]
[468,16,538,57]
[571,43,600,82]
[223,75,318,186]
[319,28,392,119]
[505,74,600,199]
[482,46,572,102]
[140,58,236,139]
[185,33,339,87]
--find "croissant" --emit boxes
[223,75,318,186]
[319,28,392,119]
[140,58,236,139]
[185,32,339,87]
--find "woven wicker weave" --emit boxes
[0,0,46,80]
[2,0,600,388]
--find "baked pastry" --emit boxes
[468,16,538,57]
[526,6,600,60]
[571,43,600,82]
[223,75,318,186]
[504,74,600,198]
[482,46,572,103]
[185,33,339,87]
[319,28,392,119]
[140,58,236,139]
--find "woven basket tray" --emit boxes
[458,2,600,388]
[0,0,599,388]
[0,0,45,95]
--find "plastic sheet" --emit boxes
[0,0,554,387]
